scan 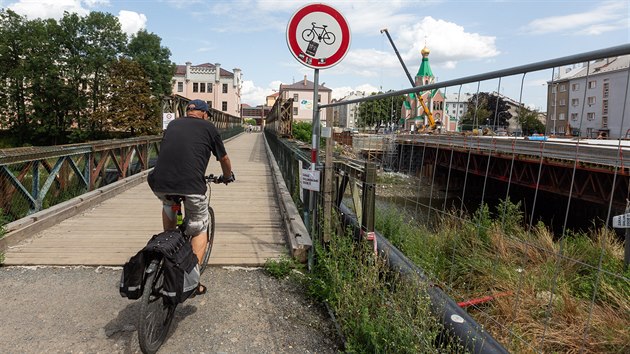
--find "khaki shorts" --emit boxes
[154,192,208,236]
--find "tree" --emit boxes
[102,58,160,135]
[125,30,176,98]
[460,92,512,129]
[80,12,126,133]
[356,91,405,129]
[0,10,30,144]
[517,107,545,136]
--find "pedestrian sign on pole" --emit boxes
[612,213,630,228]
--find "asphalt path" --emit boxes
[0,265,339,353]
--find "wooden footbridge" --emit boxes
[1,133,297,266]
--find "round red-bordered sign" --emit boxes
[286,3,351,69]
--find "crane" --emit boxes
[380,28,439,131]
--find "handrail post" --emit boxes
[361,161,376,233]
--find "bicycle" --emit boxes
[301,22,336,45]
[137,174,223,354]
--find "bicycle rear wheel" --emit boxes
[138,259,176,354]
[199,206,215,275]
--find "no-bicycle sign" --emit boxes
[286,3,351,69]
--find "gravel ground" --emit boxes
[0,266,340,353]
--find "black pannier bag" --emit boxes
[120,230,199,304]
[119,251,146,299]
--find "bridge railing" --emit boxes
[274,44,630,353]
[0,136,161,223]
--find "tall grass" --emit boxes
[376,199,630,353]
[307,228,464,353]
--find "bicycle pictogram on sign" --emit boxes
[286,3,350,69]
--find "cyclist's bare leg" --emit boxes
[191,231,207,266]
[162,209,177,231]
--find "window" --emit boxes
[193,82,199,93]
[602,100,608,115]
[571,113,578,121]
[587,96,595,105]
[221,101,227,111]
[571,98,579,106]
[559,99,566,106]
[572,83,579,91]
[207,83,213,93]
[587,112,595,121]
[603,82,609,98]
[551,114,556,121]
[177,82,183,92]
[208,101,212,109]
[588,80,596,89]
[200,82,206,93]
[559,84,566,92]
[559,113,565,120]
[222,84,228,93]
[293,93,299,101]
[602,116,608,128]
[558,126,565,134]
[318,94,321,102]
[293,107,298,115]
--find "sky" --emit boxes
[1,0,629,111]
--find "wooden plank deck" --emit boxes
[3,132,288,266]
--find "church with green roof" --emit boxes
[401,45,445,132]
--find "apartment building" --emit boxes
[443,92,473,132]
[330,91,367,130]
[279,75,332,123]
[171,62,242,117]
[547,55,630,138]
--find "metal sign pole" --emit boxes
[309,69,320,235]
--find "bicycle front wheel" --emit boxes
[138,259,176,354]
[199,206,215,275]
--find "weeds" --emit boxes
[264,256,302,279]
[375,198,630,353]
[307,229,463,353]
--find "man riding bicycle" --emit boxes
[148,99,234,296]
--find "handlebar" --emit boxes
[205,172,235,185]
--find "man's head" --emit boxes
[186,99,209,119]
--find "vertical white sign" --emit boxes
[163,113,175,130]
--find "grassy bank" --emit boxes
[376,199,630,353]
[304,230,464,353]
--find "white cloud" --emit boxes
[522,1,628,35]
[397,17,499,65]
[332,16,499,76]
[241,80,282,106]
[84,0,109,7]
[7,0,145,37]
[8,0,89,19]
[117,10,147,36]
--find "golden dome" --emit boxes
[421,46,430,57]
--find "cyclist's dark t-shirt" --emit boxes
[148,117,226,195]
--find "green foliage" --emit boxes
[374,196,630,352]
[0,9,172,146]
[264,256,302,278]
[308,231,449,353]
[517,107,546,135]
[460,92,512,128]
[244,118,257,126]
[102,58,160,135]
[292,121,312,143]
[356,91,405,128]
[125,29,176,98]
